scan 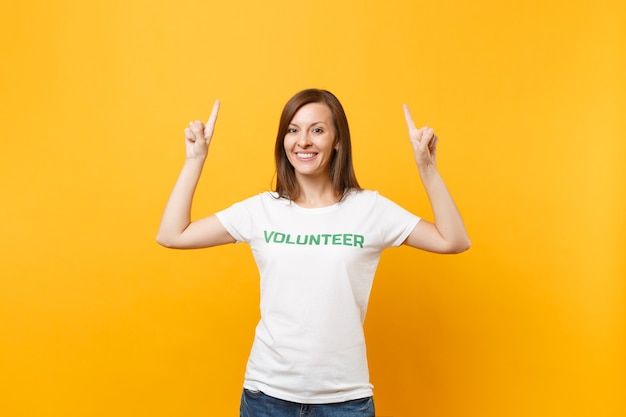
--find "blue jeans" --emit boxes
[240,389,376,417]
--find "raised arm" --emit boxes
[156,100,236,249]
[402,104,471,254]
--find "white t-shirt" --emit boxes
[215,189,420,404]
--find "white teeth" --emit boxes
[297,153,316,159]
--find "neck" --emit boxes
[294,175,338,208]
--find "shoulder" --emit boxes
[343,188,385,204]
[217,192,282,225]
[344,189,410,214]
[345,188,375,199]
[236,191,280,206]
[228,192,298,214]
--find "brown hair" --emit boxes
[274,89,361,201]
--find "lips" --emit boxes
[296,152,317,160]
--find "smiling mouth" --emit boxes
[296,152,317,160]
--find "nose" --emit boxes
[297,132,312,148]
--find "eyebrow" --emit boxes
[289,121,328,127]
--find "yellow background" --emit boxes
[1,0,624,416]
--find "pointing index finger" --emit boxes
[204,99,220,138]
[403,104,416,130]
[206,99,220,125]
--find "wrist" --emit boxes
[417,162,438,178]
[184,154,207,164]
[182,157,207,172]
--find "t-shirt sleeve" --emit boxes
[214,197,256,243]
[375,193,421,248]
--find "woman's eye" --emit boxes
[312,128,323,133]
[287,128,298,133]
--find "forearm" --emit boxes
[418,164,471,252]
[156,159,205,245]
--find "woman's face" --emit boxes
[283,102,337,180]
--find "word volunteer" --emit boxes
[263,230,365,248]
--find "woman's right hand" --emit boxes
[184,99,220,160]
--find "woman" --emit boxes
[157,89,470,417]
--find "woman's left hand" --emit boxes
[403,104,438,169]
